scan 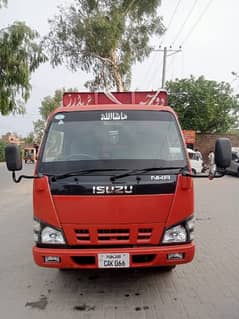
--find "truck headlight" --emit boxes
[162,224,187,244]
[33,218,66,245]
[162,217,195,244]
[41,226,66,244]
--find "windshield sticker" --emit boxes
[100,112,128,121]
[54,114,65,120]
[58,120,64,125]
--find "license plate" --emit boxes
[98,253,130,268]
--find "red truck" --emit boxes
[5,90,231,270]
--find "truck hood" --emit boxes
[50,174,178,224]
[52,194,174,224]
[34,174,193,227]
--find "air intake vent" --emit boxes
[75,229,90,241]
[137,228,152,241]
[98,229,130,242]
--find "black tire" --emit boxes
[237,169,239,177]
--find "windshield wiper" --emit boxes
[49,169,127,180]
[110,167,184,181]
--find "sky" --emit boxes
[0,0,239,137]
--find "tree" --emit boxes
[39,89,64,121]
[33,119,45,144]
[24,132,35,145]
[0,2,47,115]
[45,0,165,91]
[166,76,239,133]
[0,139,6,162]
[39,88,77,120]
[34,88,75,142]
[33,89,62,146]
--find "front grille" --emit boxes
[137,228,152,241]
[71,225,159,246]
[75,229,90,242]
[98,229,130,242]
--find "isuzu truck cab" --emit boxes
[5,91,231,270]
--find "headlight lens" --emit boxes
[162,224,187,244]
[41,226,66,244]
[33,218,66,245]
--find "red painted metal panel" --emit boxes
[52,194,173,225]
[63,90,168,107]
[33,243,195,269]
[33,177,61,228]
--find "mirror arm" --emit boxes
[12,171,41,183]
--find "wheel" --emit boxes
[237,169,239,177]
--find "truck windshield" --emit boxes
[38,110,187,174]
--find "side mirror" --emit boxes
[215,138,232,169]
[5,144,22,171]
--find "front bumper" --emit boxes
[33,242,195,269]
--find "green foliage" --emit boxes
[166,76,239,133]
[33,119,45,145]
[0,139,6,161]
[24,132,35,145]
[0,22,47,115]
[39,89,64,121]
[45,0,165,91]
[39,88,77,120]
[34,88,76,142]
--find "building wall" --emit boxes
[195,133,239,162]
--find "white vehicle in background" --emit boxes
[226,151,239,177]
[187,148,203,175]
